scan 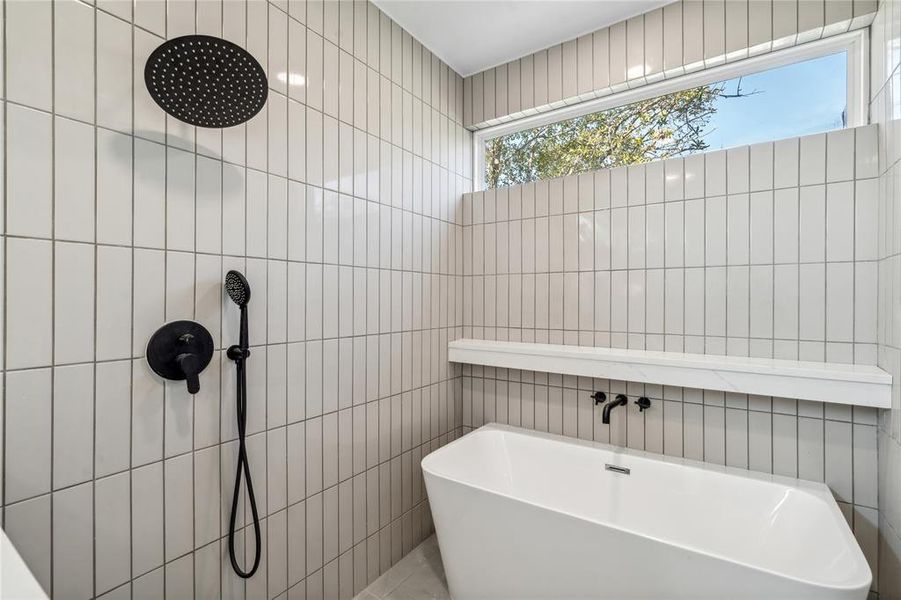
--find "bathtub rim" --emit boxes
[422,423,872,594]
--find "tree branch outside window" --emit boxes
[485,83,746,189]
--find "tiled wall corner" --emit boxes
[463,0,880,130]
[0,0,471,598]
[872,0,901,597]
[460,124,883,592]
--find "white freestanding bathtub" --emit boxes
[422,424,871,600]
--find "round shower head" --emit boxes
[225,270,251,307]
[144,34,268,128]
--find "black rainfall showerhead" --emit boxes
[144,34,268,128]
[225,270,251,307]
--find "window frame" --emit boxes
[472,28,869,191]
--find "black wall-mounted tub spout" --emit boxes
[602,394,628,424]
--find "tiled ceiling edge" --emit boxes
[463,0,878,131]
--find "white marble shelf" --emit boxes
[448,339,892,409]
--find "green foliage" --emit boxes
[485,84,724,189]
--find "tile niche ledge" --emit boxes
[448,339,892,409]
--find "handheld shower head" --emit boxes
[225,270,251,308]
[223,268,261,579]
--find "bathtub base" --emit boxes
[429,476,865,600]
[422,425,870,600]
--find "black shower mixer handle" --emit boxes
[176,353,202,394]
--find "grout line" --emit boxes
[0,0,6,527]
[216,1,226,597]
[128,0,138,595]
[48,0,56,595]
[89,1,98,596]
[160,1,170,596]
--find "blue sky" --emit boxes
[701,52,847,150]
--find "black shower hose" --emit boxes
[228,351,262,578]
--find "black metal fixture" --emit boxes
[144,34,268,128]
[146,320,214,394]
[636,396,652,412]
[602,394,629,425]
[590,391,607,405]
[224,270,262,579]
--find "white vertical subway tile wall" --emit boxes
[463,128,879,361]
[460,126,882,593]
[3,0,901,599]
[872,0,901,596]
[1,0,470,598]
[463,0,879,130]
